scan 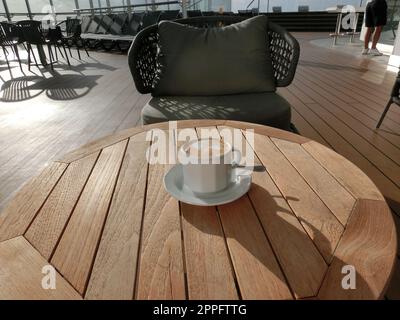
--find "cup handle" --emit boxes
[231,148,242,167]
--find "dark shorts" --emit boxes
[365,0,388,27]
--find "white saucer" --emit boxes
[164,164,252,206]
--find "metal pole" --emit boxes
[257,0,260,13]
[106,0,111,13]
[98,0,102,14]
[182,0,188,18]
[2,0,11,21]
[25,0,33,19]
[74,0,81,17]
[89,0,94,15]
[126,0,132,13]
[48,0,57,25]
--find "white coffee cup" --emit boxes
[179,139,241,194]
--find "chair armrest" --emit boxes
[268,21,300,87]
[128,25,158,94]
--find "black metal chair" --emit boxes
[47,26,71,67]
[16,20,69,70]
[57,18,89,59]
[15,20,43,70]
[377,71,400,129]
[129,16,300,130]
[0,22,23,71]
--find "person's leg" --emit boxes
[371,25,383,49]
[364,27,374,49]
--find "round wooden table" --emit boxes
[0,120,396,300]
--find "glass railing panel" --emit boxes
[6,0,30,21]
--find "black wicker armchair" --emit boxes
[128,16,300,131]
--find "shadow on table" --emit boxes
[183,181,373,299]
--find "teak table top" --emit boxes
[0,120,396,300]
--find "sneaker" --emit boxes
[362,48,369,55]
[369,48,383,56]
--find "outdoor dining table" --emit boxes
[0,120,396,300]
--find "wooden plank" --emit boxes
[59,120,228,163]
[254,134,344,262]
[25,152,100,259]
[280,88,400,214]
[223,127,327,298]
[51,140,128,294]
[0,237,81,300]
[273,138,356,226]
[218,196,293,300]
[303,141,385,201]
[85,133,149,299]
[0,162,67,242]
[318,200,397,300]
[224,120,310,144]
[291,108,332,148]
[292,74,400,176]
[136,132,185,300]
[181,204,238,300]
[248,159,328,298]
[179,127,238,299]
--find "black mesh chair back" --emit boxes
[16,20,44,45]
[202,11,216,16]
[47,26,63,43]
[298,6,309,12]
[123,12,145,36]
[141,11,162,29]
[187,10,203,17]
[237,10,254,17]
[158,10,180,21]
[86,15,101,34]
[81,16,92,33]
[108,13,128,35]
[66,18,82,37]
[0,22,24,43]
[97,15,114,34]
[273,6,282,13]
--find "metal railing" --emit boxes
[0,0,184,22]
[74,1,181,13]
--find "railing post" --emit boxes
[2,0,11,21]
[182,0,188,18]
[25,0,33,19]
[106,0,111,13]
[74,0,81,17]
[126,0,132,13]
[89,0,95,16]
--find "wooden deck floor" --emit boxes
[0,33,400,299]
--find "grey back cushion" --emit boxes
[152,16,276,96]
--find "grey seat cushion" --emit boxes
[141,92,291,130]
[153,16,276,96]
